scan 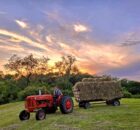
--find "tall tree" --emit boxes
[5,54,49,86]
[35,56,50,74]
[54,55,79,79]
[0,70,4,79]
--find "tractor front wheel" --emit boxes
[60,96,73,114]
[36,109,46,120]
[19,110,30,121]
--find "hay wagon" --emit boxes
[73,77,123,109]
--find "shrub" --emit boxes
[123,90,132,98]
[128,86,140,95]
[62,89,74,96]
[52,79,73,96]
[54,78,73,89]
[0,80,21,104]
[132,94,140,98]
[18,86,49,100]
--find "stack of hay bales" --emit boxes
[73,76,123,102]
[82,75,114,82]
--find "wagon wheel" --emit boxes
[83,102,90,109]
[112,100,120,106]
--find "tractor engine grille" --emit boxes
[27,99,34,107]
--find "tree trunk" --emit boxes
[26,73,31,86]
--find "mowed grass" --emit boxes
[0,98,140,130]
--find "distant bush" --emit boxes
[62,89,73,96]
[123,90,132,98]
[51,78,73,96]
[0,80,21,104]
[56,80,73,89]
[18,86,50,100]
[128,86,140,95]
[121,79,140,95]
[132,94,140,98]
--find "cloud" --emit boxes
[15,20,28,29]
[73,24,88,32]
[76,44,130,73]
[120,40,140,47]
[119,31,140,47]
[44,11,60,21]
[0,44,24,52]
[0,36,46,57]
[0,11,6,14]
[46,35,54,43]
[0,59,7,70]
[0,29,47,51]
[8,37,22,43]
[103,60,140,81]
[53,39,131,74]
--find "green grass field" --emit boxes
[0,98,140,130]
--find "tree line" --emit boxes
[0,54,92,104]
[0,54,140,104]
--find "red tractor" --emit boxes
[19,94,73,120]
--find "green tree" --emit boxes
[54,55,79,79]
[5,54,49,86]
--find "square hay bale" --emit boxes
[73,80,123,102]
[82,76,113,82]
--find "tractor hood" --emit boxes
[26,94,53,100]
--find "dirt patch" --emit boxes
[0,124,20,130]
[53,124,81,130]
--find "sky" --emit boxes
[0,0,140,81]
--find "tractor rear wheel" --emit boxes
[60,96,73,114]
[19,110,30,121]
[36,109,46,120]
